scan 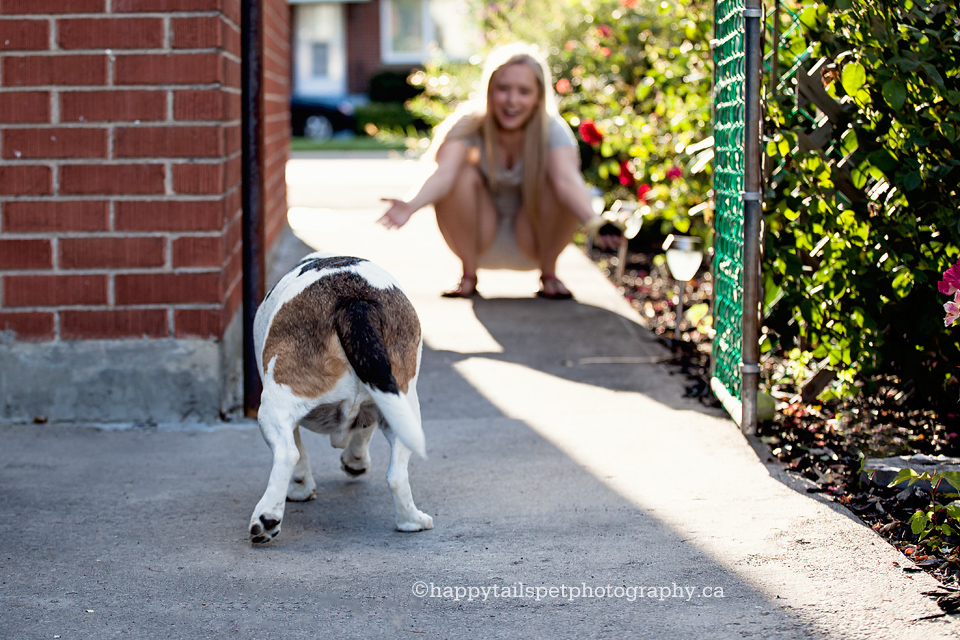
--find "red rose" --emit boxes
[579,119,603,146]
[666,165,683,180]
[637,183,652,202]
[618,160,635,187]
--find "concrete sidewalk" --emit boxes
[1,155,956,639]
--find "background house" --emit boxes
[289,0,477,102]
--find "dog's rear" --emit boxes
[249,253,431,543]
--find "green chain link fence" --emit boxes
[711,0,748,405]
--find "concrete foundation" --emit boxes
[0,315,243,426]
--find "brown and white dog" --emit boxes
[248,252,432,543]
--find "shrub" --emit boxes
[763,0,960,408]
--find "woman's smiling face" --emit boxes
[489,62,542,131]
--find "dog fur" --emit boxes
[248,252,432,543]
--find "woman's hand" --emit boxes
[378,198,416,230]
[585,216,624,251]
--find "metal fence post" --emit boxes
[740,0,764,435]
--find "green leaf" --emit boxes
[881,80,906,111]
[841,62,866,97]
[909,509,929,535]
[903,170,922,191]
[888,467,921,488]
[938,471,960,493]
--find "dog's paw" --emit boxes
[396,510,434,532]
[249,512,282,544]
[286,474,317,502]
[340,451,371,477]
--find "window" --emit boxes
[380,0,478,65]
[311,42,330,78]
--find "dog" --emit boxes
[248,252,432,543]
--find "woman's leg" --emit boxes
[513,181,580,296]
[434,162,499,295]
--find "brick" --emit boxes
[172,162,222,194]
[174,308,221,338]
[115,199,222,231]
[0,312,54,340]
[3,274,107,307]
[2,55,107,86]
[60,236,165,269]
[173,89,223,121]
[222,56,240,89]
[0,165,51,196]
[0,19,49,50]
[0,91,52,125]
[221,20,241,57]
[224,123,241,154]
[115,125,222,158]
[223,271,241,323]
[115,271,220,305]
[171,16,221,49]
[3,200,108,232]
[61,308,168,340]
[172,235,221,268]
[113,0,221,11]
[2,127,107,159]
[60,164,164,195]
[0,0,104,14]
[114,53,220,86]
[58,18,162,50]
[0,91,50,123]
[61,90,166,123]
[0,238,52,269]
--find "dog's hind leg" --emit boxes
[340,405,377,477]
[287,426,317,501]
[250,404,301,544]
[381,424,433,532]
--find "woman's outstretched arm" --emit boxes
[378,140,471,229]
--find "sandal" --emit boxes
[441,274,478,298]
[537,273,573,300]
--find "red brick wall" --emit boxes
[0,0,288,345]
[262,0,289,254]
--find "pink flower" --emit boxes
[600,46,612,57]
[946,291,960,327]
[666,165,683,180]
[555,78,571,94]
[579,119,603,146]
[618,160,635,187]
[938,259,960,296]
[637,183,651,202]
[597,24,612,38]
[565,40,577,52]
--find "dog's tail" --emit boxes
[334,299,426,459]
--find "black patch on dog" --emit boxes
[334,299,399,395]
[298,255,367,277]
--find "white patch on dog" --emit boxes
[248,253,432,543]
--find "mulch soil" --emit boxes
[588,242,960,614]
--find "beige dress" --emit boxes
[464,114,577,270]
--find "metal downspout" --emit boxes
[740,0,764,434]
[241,0,265,417]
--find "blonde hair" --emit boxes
[430,43,558,228]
